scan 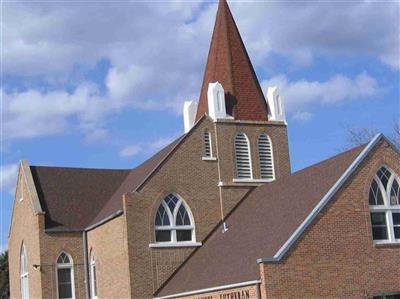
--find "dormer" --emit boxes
[183,100,198,133]
[207,82,228,120]
[266,86,286,123]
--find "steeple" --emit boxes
[195,0,269,122]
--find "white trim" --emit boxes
[154,279,260,299]
[154,193,196,245]
[258,133,384,263]
[202,157,217,161]
[369,165,400,243]
[232,178,274,183]
[55,252,76,299]
[89,252,98,299]
[234,132,253,180]
[149,242,202,248]
[257,133,275,181]
[20,244,29,299]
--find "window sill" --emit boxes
[232,178,274,183]
[149,242,202,248]
[202,157,217,161]
[374,241,400,248]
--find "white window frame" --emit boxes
[257,133,275,181]
[234,133,253,180]
[152,193,198,247]
[369,166,400,244]
[55,252,75,299]
[20,244,29,299]
[89,252,98,299]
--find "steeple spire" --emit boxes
[195,0,268,121]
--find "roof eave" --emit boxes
[257,133,384,264]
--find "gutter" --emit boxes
[257,133,383,263]
[154,280,261,299]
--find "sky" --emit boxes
[1,0,399,253]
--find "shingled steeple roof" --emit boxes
[195,0,269,121]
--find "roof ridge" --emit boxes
[30,165,130,171]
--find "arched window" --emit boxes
[89,252,97,299]
[258,134,274,180]
[155,193,195,243]
[56,252,75,299]
[369,166,400,243]
[203,129,213,158]
[234,133,252,179]
[20,244,29,299]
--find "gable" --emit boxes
[156,141,367,297]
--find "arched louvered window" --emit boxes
[369,166,400,243]
[258,134,275,180]
[155,193,195,243]
[56,252,75,299]
[89,252,97,299]
[234,133,252,179]
[20,244,29,299]
[203,129,213,158]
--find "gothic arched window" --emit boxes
[155,193,195,243]
[56,252,75,299]
[369,166,400,243]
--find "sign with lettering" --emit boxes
[194,289,250,299]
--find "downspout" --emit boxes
[83,231,90,299]
[213,121,228,232]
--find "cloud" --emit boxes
[1,163,19,193]
[230,1,399,69]
[292,111,313,122]
[84,128,109,144]
[262,72,380,117]
[2,2,396,141]
[119,145,142,158]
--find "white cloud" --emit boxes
[230,1,399,69]
[84,128,109,144]
[2,2,396,140]
[1,163,19,193]
[292,111,313,122]
[262,72,379,117]
[119,145,142,158]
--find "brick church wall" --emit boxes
[8,171,43,299]
[87,214,132,298]
[124,117,290,298]
[260,140,400,298]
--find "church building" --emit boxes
[8,1,400,298]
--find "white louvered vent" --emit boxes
[234,133,252,179]
[258,134,275,180]
[203,130,212,157]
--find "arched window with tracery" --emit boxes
[369,166,400,243]
[56,252,75,299]
[20,244,29,299]
[155,193,195,243]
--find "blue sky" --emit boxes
[1,1,399,252]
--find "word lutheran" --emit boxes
[8,0,400,299]
[194,290,250,299]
